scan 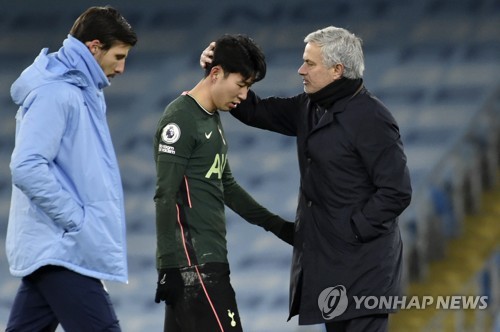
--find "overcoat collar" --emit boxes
[308,80,364,134]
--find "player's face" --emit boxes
[213,72,253,112]
[93,42,132,80]
[298,42,340,94]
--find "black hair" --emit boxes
[205,34,266,83]
[69,6,137,50]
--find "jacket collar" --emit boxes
[56,35,110,91]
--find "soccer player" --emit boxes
[153,34,294,331]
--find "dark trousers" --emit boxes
[6,265,121,332]
[325,314,389,332]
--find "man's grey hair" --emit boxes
[304,26,364,79]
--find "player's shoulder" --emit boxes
[163,95,201,121]
[163,94,189,113]
[158,95,199,135]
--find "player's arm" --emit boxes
[154,157,186,268]
[153,112,196,304]
[222,161,294,245]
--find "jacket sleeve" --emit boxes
[10,86,84,232]
[222,161,288,235]
[350,101,412,242]
[231,90,302,137]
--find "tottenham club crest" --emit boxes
[161,123,181,144]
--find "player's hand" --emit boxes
[154,268,184,304]
[200,42,215,69]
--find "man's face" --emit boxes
[212,70,253,112]
[297,42,340,94]
[93,42,132,80]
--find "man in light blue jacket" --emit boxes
[6,6,137,331]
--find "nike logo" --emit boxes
[160,274,166,285]
[205,131,213,139]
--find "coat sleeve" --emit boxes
[230,90,302,137]
[350,100,412,242]
[10,86,84,233]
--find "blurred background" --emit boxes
[0,0,499,331]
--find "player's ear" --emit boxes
[210,66,222,82]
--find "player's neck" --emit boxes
[188,80,216,113]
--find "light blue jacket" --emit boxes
[7,35,128,283]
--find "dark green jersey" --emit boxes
[154,94,229,267]
[154,95,287,269]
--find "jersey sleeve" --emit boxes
[154,159,186,268]
[222,161,285,234]
[154,106,197,268]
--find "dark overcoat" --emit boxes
[232,87,412,324]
